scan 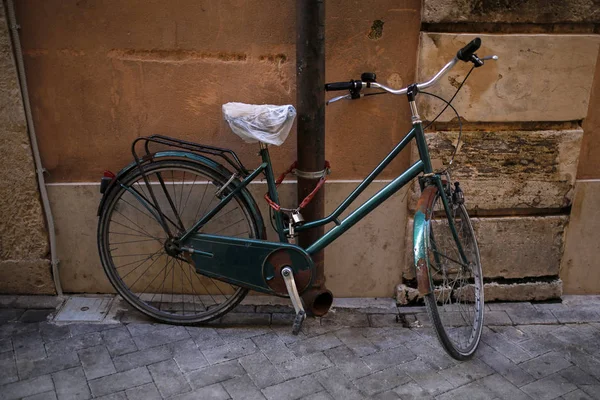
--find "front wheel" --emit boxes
[419,187,484,360]
[97,159,264,324]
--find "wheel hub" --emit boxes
[164,238,181,257]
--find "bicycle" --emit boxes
[97,38,496,360]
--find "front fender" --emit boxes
[413,185,438,296]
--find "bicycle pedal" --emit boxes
[292,310,306,335]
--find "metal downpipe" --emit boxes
[296,0,332,316]
[5,0,63,295]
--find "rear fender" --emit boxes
[96,151,265,238]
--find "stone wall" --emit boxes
[408,0,600,299]
[0,3,53,294]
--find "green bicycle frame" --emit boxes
[177,119,465,264]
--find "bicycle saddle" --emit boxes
[222,102,296,146]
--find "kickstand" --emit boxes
[281,267,306,335]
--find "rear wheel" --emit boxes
[422,188,484,360]
[97,159,263,324]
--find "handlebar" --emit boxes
[325,37,497,103]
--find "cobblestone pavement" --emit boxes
[1,295,600,400]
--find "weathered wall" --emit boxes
[16,0,421,297]
[16,0,420,182]
[415,0,600,299]
[0,3,53,294]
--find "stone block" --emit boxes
[418,33,600,122]
[404,216,568,280]
[484,280,563,302]
[408,129,583,211]
[0,260,55,295]
[560,180,600,294]
[422,0,600,24]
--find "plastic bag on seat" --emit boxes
[222,102,296,146]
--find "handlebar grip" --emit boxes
[325,81,354,91]
[457,38,481,61]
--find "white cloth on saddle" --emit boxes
[222,102,296,146]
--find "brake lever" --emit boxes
[326,94,351,105]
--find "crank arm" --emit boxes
[281,267,306,335]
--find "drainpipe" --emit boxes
[5,0,63,296]
[296,0,332,316]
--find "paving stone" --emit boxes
[169,338,209,372]
[507,308,559,325]
[484,311,514,326]
[488,325,532,343]
[22,391,58,400]
[219,312,271,326]
[0,309,25,323]
[101,326,138,357]
[251,332,296,364]
[333,327,378,357]
[0,350,18,385]
[488,302,536,312]
[78,345,116,379]
[170,383,229,400]
[313,367,364,400]
[320,311,370,328]
[216,326,271,342]
[562,389,594,400]
[0,374,54,400]
[323,345,371,380]
[580,385,600,400]
[562,348,600,381]
[147,359,192,398]
[13,331,46,362]
[551,309,600,324]
[88,367,153,397]
[397,359,455,395]
[558,366,600,386]
[261,375,324,400]
[68,323,120,337]
[439,358,495,387]
[518,334,566,358]
[51,367,91,400]
[124,382,161,400]
[301,392,334,400]
[435,380,493,400]
[186,327,226,350]
[255,305,294,314]
[361,344,416,372]
[521,373,578,400]
[202,338,258,365]
[0,296,17,308]
[17,351,80,380]
[0,322,38,340]
[132,325,189,350]
[19,310,53,323]
[45,332,103,358]
[481,330,534,363]
[407,339,457,370]
[238,352,285,389]
[355,366,412,396]
[277,352,333,380]
[478,374,539,400]
[520,352,573,379]
[12,296,63,310]
[112,344,172,372]
[89,392,126,400]
[0,339,12,353]
[125,323,171,337]
[477,342,536,387]
[39,323,71,342]
[392,381,435,399]
[288,333,342,357]
[186,360,245,389]
[221,375,266,400]
[368,314,403,328]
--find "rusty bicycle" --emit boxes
[97,37,496,359]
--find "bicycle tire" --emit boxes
[419,188,484,360]
[97,159,264,324]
